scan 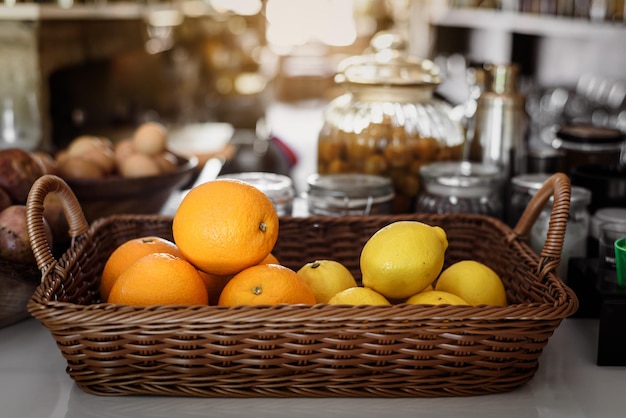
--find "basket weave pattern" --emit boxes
[27,174,578,397]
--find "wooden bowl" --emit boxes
[64,154,198,223]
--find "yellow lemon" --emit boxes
[388,284,434,304]
[406,290,468,305]
[420,284,434,293]
[360,221,448,300]
[297,260,358,304]
[435,260,507,306]
[328,287,391,306]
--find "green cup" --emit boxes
[616,237,626,288]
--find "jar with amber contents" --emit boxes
[317,31,465,213]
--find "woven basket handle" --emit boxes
[26,174,90,274]
[511,172,571,281]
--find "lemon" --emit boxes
[327,287,391,306]
[360,221,448,300]
[421,284,434,293]
[297,260,358,304]
[406,290,468,305]
[435,260,507,306]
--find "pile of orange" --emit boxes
[101,179,316,307]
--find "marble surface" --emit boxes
[1,317,625,418]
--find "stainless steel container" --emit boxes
[468,64,529,179]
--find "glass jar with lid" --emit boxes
[522,180,592,280]
[416,161,504,218]
[552,124,626,174]
[317,31,465,214]
[508,173,554,228]
[217,172,295,217]
[305,173,394,217]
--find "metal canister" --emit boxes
[468,63,529,179]
[305,174,394,216]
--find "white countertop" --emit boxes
[1,317,625,418]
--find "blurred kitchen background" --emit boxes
[1,0,625,194]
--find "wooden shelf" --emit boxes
[0,3,144,20]
[0,1,213,21]
[432,8,626,41]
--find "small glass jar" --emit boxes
[305,173,394,216]
[217,172,295,216]
[509,173,552,227]
[317,31,465,213]
[588,207,626,258]
[529,185,592,280]
[416,162,504,218]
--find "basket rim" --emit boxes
[28,287,579,324]
[27,211,579,325]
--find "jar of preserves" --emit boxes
[416,162,504,218]
[317,31,465,213]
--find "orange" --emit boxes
[198,253,278,305]
[108,253,208,306]
[197,270,233,305]
[172,179,279,276]
[199,253,279,305]
[217,264,316,306]
[100,236,183,301]
[259,252,279,265]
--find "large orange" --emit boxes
[108,253,208,306]
[172,179,279,276]
[217,264,316,306]
[100,236,183,301]
[198,253,279,305]
[197,270,233,305]
[259,252,279,265]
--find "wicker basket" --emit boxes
[26,173,578,398]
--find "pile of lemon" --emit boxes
[297,221,508,307]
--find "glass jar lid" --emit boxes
[553,124,625,152]
[335,31,441,88]
[419,162,504,198]
[512,173,592,209]
[512,173,592,206]
[217,172,295,206]
[568,186,592,208]
[510,173,552,195]
[306,173,394,209]
[590,207,626,239]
